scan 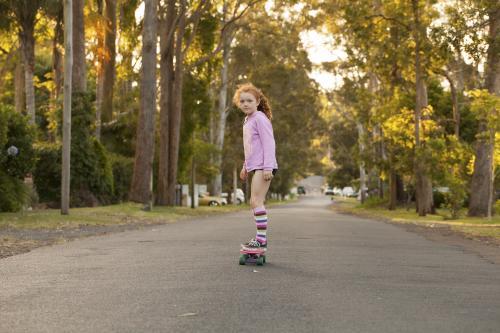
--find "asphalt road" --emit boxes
[1,196,500,333]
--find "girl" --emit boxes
[233,83,278,249]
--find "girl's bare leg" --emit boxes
[249,170,272,246]
[250,170,271,209]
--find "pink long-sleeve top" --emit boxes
[243,111,278,172]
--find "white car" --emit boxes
[342,186,355,197]
[324,187,335,195]
[221,188,245,204]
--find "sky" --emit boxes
[300,30,346,91]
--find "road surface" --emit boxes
[1,196,499,332]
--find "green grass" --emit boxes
[0,202,247,230]
[0,198,295,230]
[332,196,500,239]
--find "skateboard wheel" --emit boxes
[256,256,264,266]
[239,254,247,265]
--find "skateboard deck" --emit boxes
[239,246,267,266]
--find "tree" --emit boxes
[157,0,230,205]
[210,0,261,197]
[469,2,500,217]
[129,0,158,204]
[412,0,435,216]
[96,0,116,139]
[9,0,43,124]
[72,0,86,92]
[61,0,73,214]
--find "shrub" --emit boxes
[0,105,36,212]
[68,93,114,206]
[33,142,61,205]
[109,153,133,203]
[0,171,29,212]
[443,179,468,219]
[34,93,114,207]
[433,190,446,209]
[361,196,388,208]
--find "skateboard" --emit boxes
[239,246,267,266]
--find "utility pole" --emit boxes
[61,0,73,215]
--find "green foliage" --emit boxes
[468,89,500,141]
[69,93,114,206]
[101,113,137,157]
[0,105,36,212]
[0,170,29,212]
[178,72,215,185]
[34,93,115,207]
[433,190,446,209]
[0,105,36,178]
[435,136,472,218]
[360,195,388,209]
[109,153,133,203]
[33,142,60,204]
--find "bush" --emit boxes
[34,93,114,207]
[443,180,467,219]
[109,153,133,203]
[433,190,446,209]
[0,105,36,212]
[68,93,114,206]
[33,142,61,205]
[361,196,388,208]
[0,171,29,212]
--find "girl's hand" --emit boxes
[263,170,273,181]
[240,168,248,181]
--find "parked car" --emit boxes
[347,191,359,198]
[297,186,306,195]
[342,186,355,197]
[221,188,245,204]
[198,192,227,206]
[324,187,335,195]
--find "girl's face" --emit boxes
[238,92,259,115]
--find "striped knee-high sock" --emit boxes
[254,206,268,245]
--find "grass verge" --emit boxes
[331,197,500,241]
[0,202,246,230]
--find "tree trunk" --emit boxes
[18,8,36,125]
[157,0,176,205]
[15,49,25,114]
[233,164,238,205]
[130,0,158,203]
[50,7,64,142]
[412,0,434,216]
[167,1,187,205]
[95,0,104,139]
[212,23,232,197]
[101,0,116,123]
[52,8,64,100]
[61,0,73,215]
[356,122,367,204]
[444,71,460,138]
[72,0,86,93]
[389,170,397,210]
[468,4,499,217]
[191,155,196,209]
[207,82,216,194]
[396,175,405,203]
[117,2,133,97]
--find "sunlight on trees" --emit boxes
[0,0,497,220]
